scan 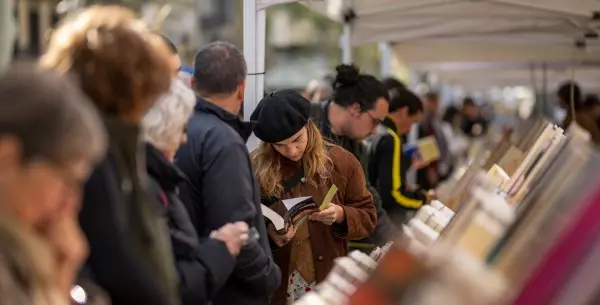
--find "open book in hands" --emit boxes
[261,185,338,234]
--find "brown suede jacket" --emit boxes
[263,145,376,305]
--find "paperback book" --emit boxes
[261,185,338,233]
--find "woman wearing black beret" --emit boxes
[250,89,376,305]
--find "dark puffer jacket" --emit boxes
[146,143,235,305]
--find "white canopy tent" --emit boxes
[302,0,600,90]
[302,0,600,60]
[243,0,600,148]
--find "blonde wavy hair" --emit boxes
[251,120,333,197]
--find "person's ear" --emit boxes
[0,136,22,182]
[348,103,362,117]
[237,80,246,101]
[191,77,197,91]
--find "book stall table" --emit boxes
[293,119,600,305]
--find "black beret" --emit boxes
[250,89,311,143]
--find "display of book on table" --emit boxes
[291,118,600,305]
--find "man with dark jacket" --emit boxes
[175,41,280,305]
[309,69,397,249]
[368,87,429,224]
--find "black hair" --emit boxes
[557,81,582,109]
[463,97,476,107]
[442,105,460,124]
[160,34,178,55]
[193,41,247,96]
[584,94,599,109]
[388,87,423,115]
[382,77,406,90]
[332,64,389,111]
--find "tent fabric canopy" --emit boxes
[303,0,600,62]
[300,0,600,90]
[305,0,598,44]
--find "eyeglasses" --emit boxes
[365,111,382,129]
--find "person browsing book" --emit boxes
[367,87,433,225]
[250,89,376,305]
[310,66,398,252]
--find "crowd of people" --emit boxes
[0,5,503,305]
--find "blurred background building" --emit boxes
[11,0,408,91]
[8,0,598,126]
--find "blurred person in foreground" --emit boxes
[142,78,250,305]
[0,66,106,304]
[40,6,179,305]
[557,81,600,144]
[310,65,397,251]
[367,87,431,225]
[175,41,280,305]
[251,90,376,304]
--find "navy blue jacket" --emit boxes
[175,97,281,305]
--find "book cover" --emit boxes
[417,136,441,164]
[261,185,338,233]
[261,196,319,233]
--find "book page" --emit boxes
[282,196,312,210]
[261,204,285,231]
[418,136,441,164]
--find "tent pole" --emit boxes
[243,0,265,151]
[0,0,15,72]
[379,42,392,78]
[542,61,548,116]
[341,23,353,64]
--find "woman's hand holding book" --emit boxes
[309,203,345,225]
[268,223,298,247]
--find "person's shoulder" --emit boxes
[375,132,395,147]
[328,144,353,158]
[328,144,361,171]
[187,113,244,147]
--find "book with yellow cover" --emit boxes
[417,136,440,164]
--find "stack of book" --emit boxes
[293,117,600,305]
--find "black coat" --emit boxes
[175,97,281,305]
[79,157,174,305]
[146,144,235,305]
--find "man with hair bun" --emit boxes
[310,64,397,251]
